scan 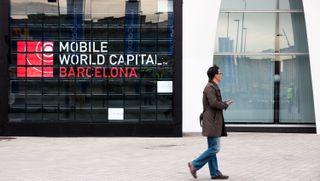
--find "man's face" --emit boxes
[214,69,223,82]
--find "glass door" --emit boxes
[279,55,315,123]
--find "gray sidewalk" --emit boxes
[0,133,320,181]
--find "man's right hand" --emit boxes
[225,99,233,106]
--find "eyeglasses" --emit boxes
[218,72,223,75]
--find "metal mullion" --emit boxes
[106,21,110,123]
[90,8,93,124]
[58,0,61,122]
[90,48,93,123]
[24,21,28,122]
[274,2,281,125]
[41,15,44,122]
[139,13,142,122]
[156,14,159,122]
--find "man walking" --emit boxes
[188,65,232,179]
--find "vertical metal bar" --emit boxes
[274,0,280,124]
[174,0,183,136]
[0,0,9,133]
[227,12,229,37]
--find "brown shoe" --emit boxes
[211,175,229,179]
[188,162,197,179]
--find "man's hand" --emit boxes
[225,99,233,106]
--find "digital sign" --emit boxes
[17,41,158,78]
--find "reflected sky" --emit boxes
[11,0,173,22]
[215,12,307,53]
[220,0,303,10]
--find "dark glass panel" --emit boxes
[91,95,108,107]
[59,107,75,121]
[124,78,141,94]
[108,94,124,107]
[9,107,25,122]
[92,108,107,122]
[157,109,173,120]
[107,78,124,94]
[43,106,59,121]
[124,108,140,121]
[125,94,141,108]
[26,79,42,94]
[42,94,59,106]
[141,108,156,120]
[141,93,156,107]
[75,108,92,122]
[157,95,173,108]
[26,107,42,122]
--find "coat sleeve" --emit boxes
[206,88,228,110]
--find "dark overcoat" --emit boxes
[201,81,228,137]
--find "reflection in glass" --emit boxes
[125,109,140,122]
[60,107,74,121]
[92,109,107,122]
[214,55,274,123]
[215,0,314,124]
[141,109,156,120]
[214,54,315,123]
[279,56,315,123]
[215,12,308,53]
[220,0,303,11]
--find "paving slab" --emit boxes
[0,133,319,181]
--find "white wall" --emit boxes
[183,0,221,132]
[303,0,320,134]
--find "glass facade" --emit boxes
[214,0,315,124]
[8,0,179,126]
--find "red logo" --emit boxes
[17,41,54,77]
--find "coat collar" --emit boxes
[208,81,220,90]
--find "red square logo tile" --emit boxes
[17,41,54,77]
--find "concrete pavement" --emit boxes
[0,133,320,181]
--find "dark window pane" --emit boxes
[92,108,107,122]
[124,108,140,121]
[141,108,156,121]
[157,109,173,121]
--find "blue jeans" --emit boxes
[192,137,222,177]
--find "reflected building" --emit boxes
[218,37,237,91]
[214,0,315,128]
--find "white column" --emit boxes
[303,0,320,134]
[183,0,221,132]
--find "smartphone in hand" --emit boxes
[225,99,233,105]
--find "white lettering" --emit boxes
[71,54,79,65]
[97,54,105,65]
[60,42,69,52]
[59,54,70,64]
[101,42,108,53]
[79,41,87,52]
[109,55,118,65]
[80,54,88,65]
[70,42,78,52]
